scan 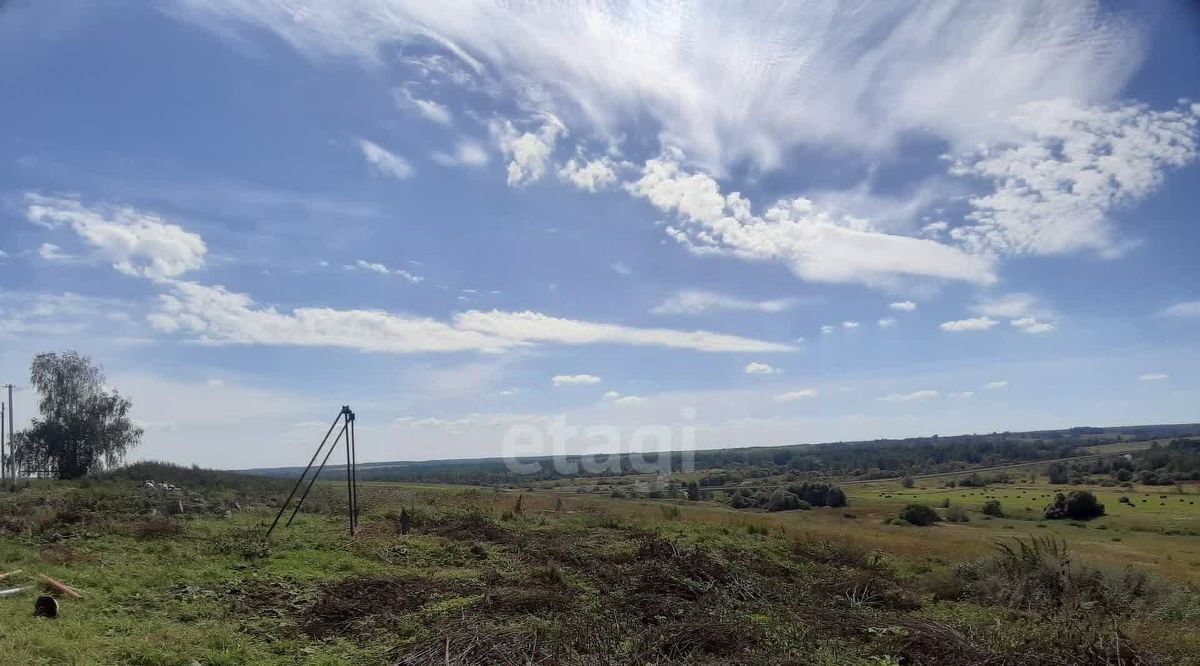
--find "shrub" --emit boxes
[783,481,848,508]
[1043,491,1105,520]
[899,504,940,526]
[766,489,799,512]
[981,499,1004,517]
[944,505,969,522]
[950,536,1184,617]
[901,476,915,488]
[959,473,985,487]
[1047,462,1070,484]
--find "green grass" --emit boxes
[1,479,1198,665]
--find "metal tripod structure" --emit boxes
[266,405,358,538]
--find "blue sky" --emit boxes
[1,1,1199,468]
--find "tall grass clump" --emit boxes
[945,536,1188,619]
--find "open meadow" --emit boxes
[1,466,1199,666]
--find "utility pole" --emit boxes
[4,384,12,481]
[1,400,5,483]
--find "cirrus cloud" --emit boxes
[148,281,794,355]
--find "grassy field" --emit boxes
[1,477,1198,665]
[534,477,1200,584]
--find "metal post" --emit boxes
[343,406,354,535]
[349,410,358,531]
[6,384,11,482]
[5,386,11,484]
[285,421,346,527]
[1,401,5,483]
[265,412,344,538]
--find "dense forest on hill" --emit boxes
[245,423,1200,486]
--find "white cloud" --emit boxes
[395,88,453,125]
[951,101,1199,257]
[921,221,948,237]
[553,374,601,386]
[1138,373,1167,382]
[820,325,835,335]
[611,262,632,277]
[949,391,975,399]
[358,139,414,179]
[842,321,860,329]
[1011,317,1056,334]
[888,301,917,312]
[431,139,489,167]
[650,289,800,315]
[38,242,74,262]
[149,281,510,353]
[973,293,1057,334]
[602,390,646,405]
[878,389,940,402]
[773,389,817,402]
[628,152,995,287]
[25,194,207,279]
[351,259,423,283]
[558,155,618,192]
[353,259,390,275]
[973,293,1040,319]
[149,281,793,354]
[983,380,1008,390]
[877,317,895,327]
[175,2,1144,171]
[455,309,793,353]
[744,362,781,375]
[1159,301,1200,317]
[491,114,565,186]
[939,316,997,332]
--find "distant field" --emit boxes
[1083,440,1159,454]
[530,477,1200,584]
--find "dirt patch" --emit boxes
[301,576,480,638]
[39,545,98,565]
[225,578,308,618]
[423,511,513,543]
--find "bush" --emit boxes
[766,489,799,512]
[959,473,985,487]
[981,499,1004,517]
[1047,462,1069,484]
[783,481,848,508]
[944,505,969,522]
[950,536,1182,617]
[901,476,915,488]
[899,504,940,526]
[1043,491,1105,520]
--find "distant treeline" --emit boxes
[102,460,292,494]
[242,423,1200,487]
[1052,438,1200,485]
